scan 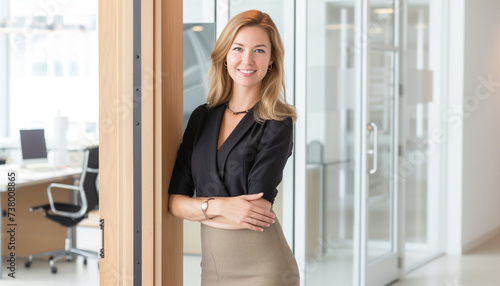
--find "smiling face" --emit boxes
[226,26,273,94]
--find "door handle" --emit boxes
[367,122,378,174]
[100,219,104,258]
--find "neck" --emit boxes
[229,84,261,110]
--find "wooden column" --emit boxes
[99,0,134,284]
[145,0,184,284]
[99,0,183,284]
[153,0,184,285]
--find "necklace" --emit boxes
[226,103,249,115]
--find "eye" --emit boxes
[233,47,242,52]
[255,49,265,53]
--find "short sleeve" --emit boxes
[247,117,293,204]
[168,105,205,197]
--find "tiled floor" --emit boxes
[0,226,100,285]
[4,230,500,286]
[392,236,500,286]
[184,255,202,286]
[183,236,500,286]
[0,255,99,285]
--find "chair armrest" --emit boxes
[47,183,88,219]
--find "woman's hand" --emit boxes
[210,192,275,232]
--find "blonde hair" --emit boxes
[206,10,297,123]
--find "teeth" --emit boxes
[239,70,256,74]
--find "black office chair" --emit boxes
[25,147,99,274]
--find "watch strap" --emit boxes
[202,198,214,219]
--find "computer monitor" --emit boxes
[20,129,48,165]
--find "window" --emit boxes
[2,0,99,163]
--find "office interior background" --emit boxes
[1,0,500,285]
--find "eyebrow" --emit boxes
[232,42,268,48]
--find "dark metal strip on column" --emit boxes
[133,0,142,284]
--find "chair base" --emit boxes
[25,228,98,274]
[25,248,98,274]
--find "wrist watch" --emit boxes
[201,198,214,220]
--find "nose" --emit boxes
[241,51,254,65]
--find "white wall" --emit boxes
[460,0,500,252]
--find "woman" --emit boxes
[169,10,299,285]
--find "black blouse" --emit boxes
[168,104,293,204]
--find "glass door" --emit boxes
[300,0,399,285]
[364,49,399,286]
[363,1,400,285]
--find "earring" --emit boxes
[224,61,228,69]
[268,64,273,71]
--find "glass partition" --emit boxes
[369,0,395,46]
[182,1,215,285]
[402,0,445,270]
[182,23,215,128]
[305,1,357,285]
[183,0,215,128]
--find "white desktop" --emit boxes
[0,129,81,190]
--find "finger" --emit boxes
[241,192,264,201]
[248,216,271,227]
[251,213,275,224]
[251,207,275,219]
[250,218,272,228]
[244,223,264,232]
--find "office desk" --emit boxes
[0,166,81,262]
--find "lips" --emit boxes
[238,69,257,77]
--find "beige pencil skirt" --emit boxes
[200,215,300,286]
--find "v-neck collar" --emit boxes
[217,104,255,149]
[211,104,255,177]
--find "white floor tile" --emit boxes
[5,228,500,286]
[0,226,100,286]
[184,254,201,286]
[392,237,500,286]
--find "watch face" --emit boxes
[201,201,208,211]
